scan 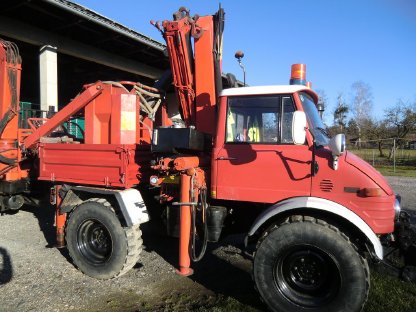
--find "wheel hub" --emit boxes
[274,245,341,307]
[290,253,326,289]
[92,228,108,248]
[77,219,112,265]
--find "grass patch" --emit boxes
[348,149,416,177]
[375,166,416,177]
[197,296,262,312]
[197,270,416,312]
[350,148,416,161]
[365,270,416,312]
[350,149,416,167]
[76,269,416,312]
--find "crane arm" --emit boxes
[156,7,224,135]
[23,82,103,149]
[161,8,198,127]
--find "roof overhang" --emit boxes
[0,0,169,79]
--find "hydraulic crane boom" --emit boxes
[22,82,104,149]
[156,7,224,136]
[160,8,196,127]
[0,7,414,312]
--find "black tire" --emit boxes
[253,216,369,312]
[65,199,142,279]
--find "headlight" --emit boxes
[149,175,160,186]
[394,195,401,221]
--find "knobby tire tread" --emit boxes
[253,215,370,312]
[66,198,143,279]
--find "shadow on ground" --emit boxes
[0,246,13,285]
[19,199,264,310]
[21,203,73,264]
[140,221,265,310]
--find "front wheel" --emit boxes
[253,216,369,312]
[66,199,142,279]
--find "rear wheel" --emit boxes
[253,216,369,312]
[66,199,142,279]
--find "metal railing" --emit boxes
[347,138,416,173]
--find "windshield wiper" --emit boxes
[315,127,330,137]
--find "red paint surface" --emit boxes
[212,92,395,235]
[38,143,148,188]
[177,173,193,276]
[311,149,395,234]
[194,15,217,136]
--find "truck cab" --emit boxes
[0,6,410,312]
[212,85,397,240]
[213,85,315,203]
[209,84,400,311]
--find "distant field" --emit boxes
[375,166,416,177]
[349,148,416,177]
[350,148,416,165]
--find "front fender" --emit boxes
[247,196,383,260]
[60,186,149,227]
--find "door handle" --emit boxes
[216,156,237,160]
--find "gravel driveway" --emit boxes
[0,204,257,312]
[386,176,416,211]
[0,176,414,312]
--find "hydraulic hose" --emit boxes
[0,154,16,166]
[190,187,209,262]
[0,39,21,166]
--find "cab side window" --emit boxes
[282,96,295,143]
[226,95,295,144]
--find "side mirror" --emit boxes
[292,111,307,145]
[328,134,346,156]
[328,134,346,170]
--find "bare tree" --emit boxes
[381,100,416,159]
[346,119,359,146]
[350,81,374,147]
[384,99,416,142]
[333,92,349,132]
[315,89,328,123]
[365,119,388,157]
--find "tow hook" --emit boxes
[396,210,416,281]
[378,210,416,282]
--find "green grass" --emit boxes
[77,268,416,312]
[350,148,416,159]
[348,148,416,177]
[197,270,416,312]
[365,270,416,312]
[375,166,416,177]
[197,296,261,312]
[350,148,416,165]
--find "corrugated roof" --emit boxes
[46,0,165,51]
[0,0,169,73]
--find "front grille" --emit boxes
[320,179,334,192]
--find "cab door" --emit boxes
[214,94,312,204]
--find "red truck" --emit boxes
[0,6,413,312]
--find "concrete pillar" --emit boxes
[39,45,58,114]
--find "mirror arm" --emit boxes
[311,140,319,177]
[306,127,318,177]
[328,134,346,170]
[332,155,339,170]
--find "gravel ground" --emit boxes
[386,176,416,211]
[0,205,258,312]
[0,176,414,312]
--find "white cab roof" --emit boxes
[220,85,318,102]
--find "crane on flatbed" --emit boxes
[0,7,415,312]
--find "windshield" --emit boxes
[298,92,329,146]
